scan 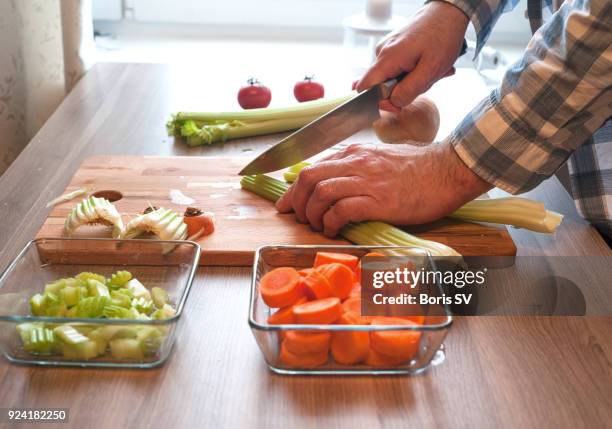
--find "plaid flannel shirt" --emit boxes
[432,0,612,238]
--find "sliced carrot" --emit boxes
[370,317,421,361]
[259,267,303,308]
[183,211,215,238]
[302,269,333,300]
[317,263,354,299]
[279,341,328,368]
[330,313,370,365]
[341,297,361,314]
[314,252,359,271]
[293,297,342,324]
[267,296,308,325]
[341,297,372,324]
[355,251,385,284]
[364,348,405,367]
[397,315,426,325]
[354,261,361,284]
[298,268,314,277]
[349,284,362,299]
[284,330,331,355]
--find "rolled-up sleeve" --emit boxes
[447,0,612,194]
[427,0,516,53]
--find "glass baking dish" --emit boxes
[0,238,199,368]
[249,245,453,375]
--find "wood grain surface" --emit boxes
[36,155,516,265]
[0,63,610,429]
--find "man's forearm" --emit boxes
[447,0,612,194]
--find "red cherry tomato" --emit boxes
[294,76,325,102]
[237,78,272,109]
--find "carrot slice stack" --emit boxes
[284,330,331,355]
[293,297,342,324]
[279,342,328,368]
[330,313,370,365]
[302,269,333,300]
[317,263,354,299]
[369,317,422,361]
[259,267,303,308]
[314,252,359,271]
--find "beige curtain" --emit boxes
[0,0,94,175]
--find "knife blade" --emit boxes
[238,84,387,176]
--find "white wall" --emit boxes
[93,0,532,46]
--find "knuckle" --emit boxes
[333,200,352,221]
[313,182,333,201]
[297,167,315,186]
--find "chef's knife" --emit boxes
[238,42,467,176]
[238,79,396,176]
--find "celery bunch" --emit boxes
[280,162,563,234]
[241,170,564,257]
[240,174,461,257]
[167,94,353,146]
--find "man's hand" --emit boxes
[356,1,469,111]
[275,142,492,237]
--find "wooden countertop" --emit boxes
[0,63,610,428]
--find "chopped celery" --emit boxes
[44,292,60,306]
[22,272,175,361]
[53,325,89,345]
[76,272,107,284]
[110,338,144,360]
[60,286,81,307]
[102,305,133,319]
[283,161,310,183]
[132,297,153,314]
[91,337,108,355]
[76,296,110,318]
[137,327,162,356]
[62,340,99,360]
[109,327,138,339]
[152,304,176,320]
[30,294,46,316]
[72,324,95,335]
[110,291,132,308]
[126,279,151,300]
[16,323,39,339]
[107,270,133,289]
[45,301,67,317]
[24,327,59,354]
[151,287,169,309]
[87,279,110,298]
[114,288,133,298]
[44,279,66,295]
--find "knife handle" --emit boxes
[378,39,468,99]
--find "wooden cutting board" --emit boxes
[37,155,517,265]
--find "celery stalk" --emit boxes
[449,197,563,233]
[179,115,319,147]
[171,94,353,124]
[168,94,353,146]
